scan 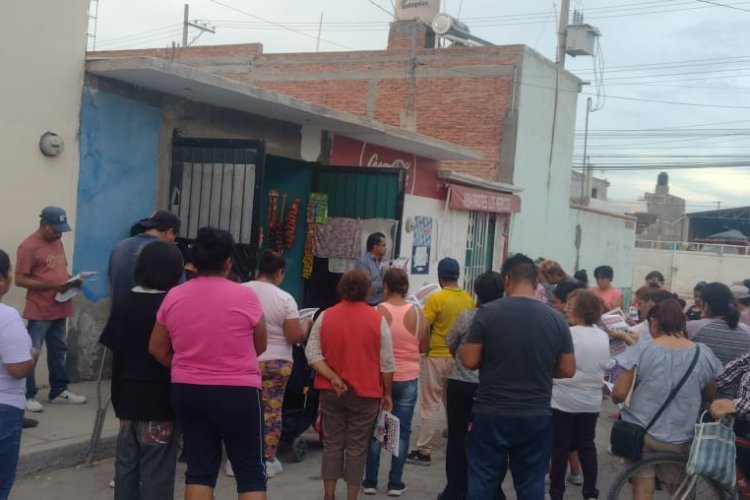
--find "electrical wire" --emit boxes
[205,0,358,51]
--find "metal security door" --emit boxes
[170,138,265,279]
[464,211,496,295]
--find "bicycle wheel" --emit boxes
[607,452,730,500]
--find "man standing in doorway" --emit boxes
[461,253,576,499]
[16,207,87,412]
[355,232,387,306]
[407,257,474,466]
[107,210,181,306]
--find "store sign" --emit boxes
[367,153,412,171]
[329,135,444,200]
[449,184,521,214]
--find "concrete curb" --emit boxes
[17,435,116,478]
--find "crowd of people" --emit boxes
[4,208,750,500]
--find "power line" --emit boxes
[205,0,358,51]
[696,0,750,12]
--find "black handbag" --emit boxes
[610,346,701,461]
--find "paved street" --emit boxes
[11,395,626,499]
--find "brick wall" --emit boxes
[89,28,525,183]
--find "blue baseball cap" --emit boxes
[40,206,72,233]
[438,257,460,280]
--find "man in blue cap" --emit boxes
[15,207,86,412]
[407,257,474,466]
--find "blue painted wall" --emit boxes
[73,87,162,302]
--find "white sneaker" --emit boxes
[26,398,44,412]
[108,479,115,488]
[49,390,87,405]
[224,461,235,477]
[266,458,283,478]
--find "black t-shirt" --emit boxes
[100,290,174,421]
[466,296,574,416]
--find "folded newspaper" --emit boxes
[373,410,400,457]
[601,307,629,331]
[54,272,97,303]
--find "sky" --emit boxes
[90,0,750,213]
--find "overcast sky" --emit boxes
[92,0,750,213]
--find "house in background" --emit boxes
[93,17,636,300]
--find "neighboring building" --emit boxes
[570,170,610,204]
[0,0,90,385]
[686,206,750,243]
[0,0,90,313]
[636,172,687,243]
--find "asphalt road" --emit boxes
[11,402,625,499]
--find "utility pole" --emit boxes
[316,12,324,52]
[183,4,189,48]
[556,0,571,67]
[182,4,216,47]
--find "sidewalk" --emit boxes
[18,381,117,477]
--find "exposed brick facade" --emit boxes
[91,22,531,183]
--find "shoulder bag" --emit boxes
[610,346,701,461]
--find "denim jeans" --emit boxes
[0,403,24,500]
[364,378,418,485]
[26,319,70,400]
[115,419,179,500]
[466,413,552,500]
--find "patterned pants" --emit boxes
[260,359,293,460]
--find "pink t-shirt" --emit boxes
[156,276,263,388]
[16,233,72,320]
[592,286,623,310]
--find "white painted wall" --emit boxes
[0,0,89,311]
[570,207,636,299]
[399,194,471,290]
[509,48,580,268]
[633,249,750,298]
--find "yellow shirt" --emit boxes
[423,287,475,358]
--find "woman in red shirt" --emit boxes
[305,269,395,500]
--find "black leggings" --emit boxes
[172,384,266,493]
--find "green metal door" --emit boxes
[313,166,405,251]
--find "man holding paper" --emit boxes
[15,207,86,412]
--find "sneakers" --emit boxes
[406,450,431,466]
[26,398,43,412]
[108,479,115,488]
[22,417,38,428]
[567,473,584,486]
[387,481,406,496]
[49,390,87,405]
[266,458,283,478]
[362,480,377,495]
[224,461,235,477]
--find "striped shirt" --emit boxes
[689,318,750,397]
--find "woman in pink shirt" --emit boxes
[363,269,428,496]
[149,227,267,500]
[592,265,623,311]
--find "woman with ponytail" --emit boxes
[688,282,750,397]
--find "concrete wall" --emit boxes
[508,49,580,264]
[633,249,750,298]
[400,195,471,290]
[0,0,89,312]
[570,207,637,304]
[68,88,162,379]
